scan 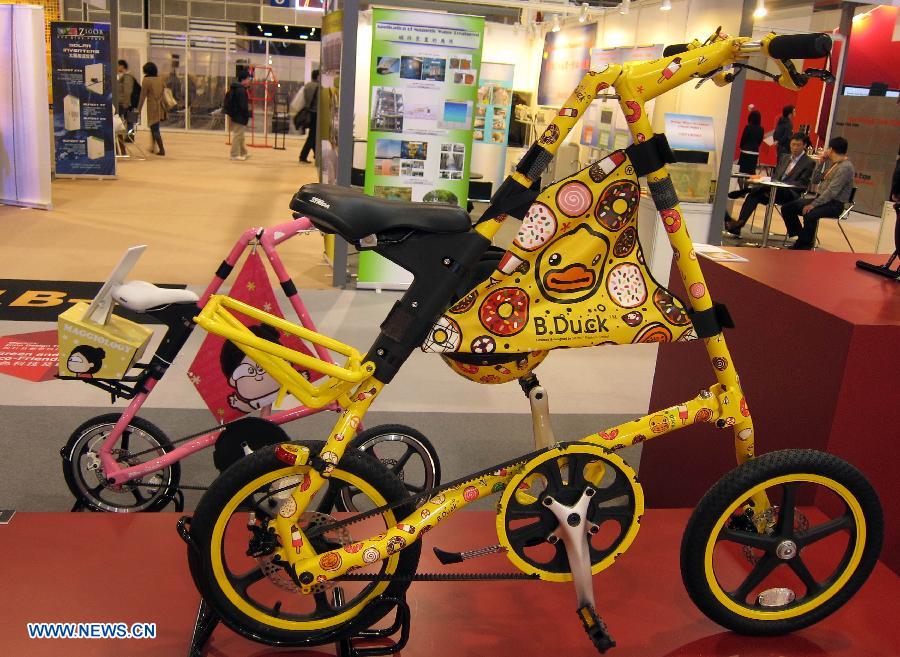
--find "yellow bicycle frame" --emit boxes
[212,32,793,587]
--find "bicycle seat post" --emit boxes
[519,374,556,450]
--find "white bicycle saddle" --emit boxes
[112,280,199,312]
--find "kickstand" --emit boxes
[335,595,411,657]
[187,599,220,657]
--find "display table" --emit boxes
[0,510,897,656]
[643,248,900,574]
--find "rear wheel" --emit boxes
[187,441,421,646]
[681,449,882,635]
[61,414,180,512]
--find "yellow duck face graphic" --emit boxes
[536,223,610,304]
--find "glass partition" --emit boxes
[149,35,187,129]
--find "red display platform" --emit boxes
[0,511,897,656]
[643,250,900,573]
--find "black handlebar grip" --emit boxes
[767,33,832,60]
[663,43,690,57]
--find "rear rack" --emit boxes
[194,295,374,408]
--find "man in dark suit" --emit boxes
[725,133,815,237]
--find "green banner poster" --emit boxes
[359,8,485,289]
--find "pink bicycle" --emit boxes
[60,217,440,513]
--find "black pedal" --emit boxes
[433,547,464,565]
[578,604,616,654]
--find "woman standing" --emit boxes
[138,62,167,156]
[737,110,764,175]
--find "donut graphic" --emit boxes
[471,335,496,354]
[449,290,478,314]
[319,552,342,571]
[514,203,557,251]
[362,547,380,564]
[695,408,713,423]
[422,316,462,353]
[463,486,479,501]
[479,288,529,336]
[622,310,643,327]
[613,226,637,258]
[606,263,648,308]
[633,322,673,344]
[595,180,639,231]
[498,251,524,275]
[540,124,560,145]
[344,542,364,554]
[653,288,690,326]
[386,536,407,555]
[712,356,728,371]
[632,434,647,445]
[279,496,297,518]
[689,282,706,299]
[623,100,642,123]
[660,208,682,233]
[555,181,593,217]
[420,508,431,519]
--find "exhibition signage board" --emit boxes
[359,8,485,289]
[50,21,116,178]
[319,9,343,264]
[664,113,716,153]
[537,23,597,108]
[475,62,514,146]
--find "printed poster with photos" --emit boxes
[360,8,485,289]
[580,45,664,153]
[475,62,514,146]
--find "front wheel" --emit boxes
[187,441,421,646]
[681,449,882,636]
[339,424,441,512]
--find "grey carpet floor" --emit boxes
[0,406,640,513]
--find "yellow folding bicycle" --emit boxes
[181,31,883,653]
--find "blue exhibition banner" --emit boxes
[50,22,116,178]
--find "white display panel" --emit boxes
[0,5,52,209]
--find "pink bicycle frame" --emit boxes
[99,217,343,486]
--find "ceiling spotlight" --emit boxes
[257,24,262,31]
[551,14,561,32]
[579,3,588,23]
[619,0,630,16]
[311,27,316,34]
[661,0,672,10]
[753,0,767,18]
[284,25,289,32]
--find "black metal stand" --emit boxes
[185,595,410,657]
[856,252,900,280]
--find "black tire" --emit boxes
[681,449,883,636]
[338,424,441,511]
[61,414,180,512]
[187,441,421,647]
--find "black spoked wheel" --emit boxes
[338,424,440,512]
[186,441,421,647]
[61,414,180,512]
[681,449,882,636]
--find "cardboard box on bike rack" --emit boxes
[57,302,153,380]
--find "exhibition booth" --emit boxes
[0,1,898,657]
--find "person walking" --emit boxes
[137,62,167,156]
[296,70,320,164]
[737,110,764,176]
[116,59,140,139]
[780,136,855,250]
[773,105,795,160]
[225,69,252,161]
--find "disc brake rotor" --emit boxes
[497,444,643,582]
[256,477,352,594]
